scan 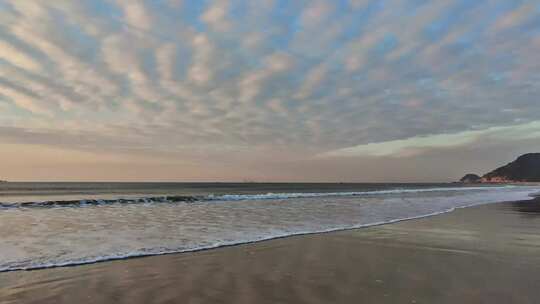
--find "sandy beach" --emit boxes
[2,0,540,302]
[1,198,539,304]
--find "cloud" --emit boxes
[116,0,153,31]
[492,2,538,33]
[300,0,334,28]
[187,33,216,85]
[238,52,294,102]
[0,84,52,116]
[294,63,328,99]
[0,40,42,72]
[0,0,539,180]
[321,121,540,158]
[200,0,232,31]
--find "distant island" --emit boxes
[459,174,482,183]
[460,153,540,183]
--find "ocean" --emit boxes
[0,182,537,272]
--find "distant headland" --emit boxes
[460,153,540,183]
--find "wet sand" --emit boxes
[1,198,540,304]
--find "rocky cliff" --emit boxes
[481,153,540,183]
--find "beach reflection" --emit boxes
[509,199,540,217]
[1,199,540,304]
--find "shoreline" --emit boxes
[0,208,462,274]
[2,197,540,303]
[2,195,537,274]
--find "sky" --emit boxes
[0,0,539,182]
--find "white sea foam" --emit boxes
[0,209,459,273]
[207,185,516,201]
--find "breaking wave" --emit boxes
[0,185,516,209]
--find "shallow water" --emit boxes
[0,183,537,272]
[2,199,540,304]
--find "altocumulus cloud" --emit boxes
[0,0,539,181]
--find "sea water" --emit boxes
[0,182,537,272]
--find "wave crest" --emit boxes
[0,185,514,209]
